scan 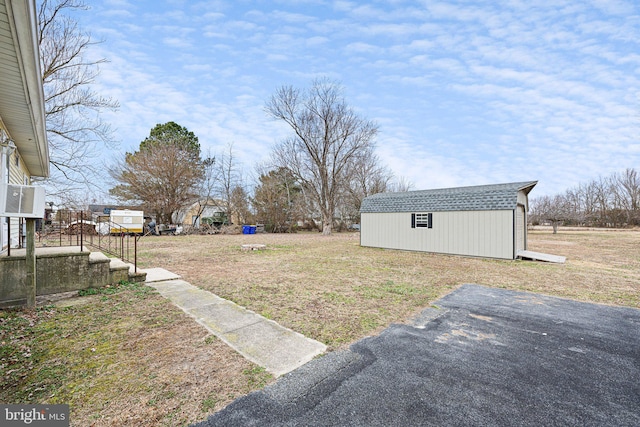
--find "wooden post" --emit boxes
[25,218,36,308]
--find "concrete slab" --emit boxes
[147,276,327,377]
[89,252,109,262]
[142,267,181,282]
[122,262,143,274]
[109,258,129,269]
[220,320,327,377]
[11,246,85,256]
[517,250,566,263]
[191,303,264,334]
[194,284,640,427]
[149,282,222,310]
[150,279,204,296]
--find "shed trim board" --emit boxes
[514,204,526,258]
[360,181,537,260]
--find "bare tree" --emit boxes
[187,150,216,227]
[564,186,584,225]
[530,194,571,234]
[38,0,119,195]
[580,175,611,227]
[213,143,245,225]
[341,147,393,226]
[266,78,379,235]
[388,176,415,193]
[230,185,252,225]
[579,181,599,225]
[109,122,204,224]
[612,168,640,225]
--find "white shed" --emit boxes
[360,181,537,260]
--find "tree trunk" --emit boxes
[322,217,332,235]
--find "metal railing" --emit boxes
[36,211,140,272]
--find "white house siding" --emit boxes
[1,0,50,251]
[2,148,24,249]
[6,156,20,248]
[361,210,515,260]
[5,150,32,248]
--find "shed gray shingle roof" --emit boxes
[360,181,537,213]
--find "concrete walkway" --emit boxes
[141,268,327,377]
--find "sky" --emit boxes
[77,0,639,198]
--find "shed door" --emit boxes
[515,204,525,253]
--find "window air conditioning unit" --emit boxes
[0,184,46,218]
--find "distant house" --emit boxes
[0,0,50,251]
[360,181,537,260]
[173,198,228,227]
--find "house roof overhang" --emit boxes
[0,0,49,178]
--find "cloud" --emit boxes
[182,63,213,72]
[163,37,194,49]
[270,10,317,24]
[80,0,640,199]
[345,42,383,54]
[589,0,635,15]
[305,36,329,47]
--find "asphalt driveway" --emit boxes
[193,284,640,426]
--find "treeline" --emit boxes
[109,80,414,234]
[252,165,411,233]
[530,168,640,229]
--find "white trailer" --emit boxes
[109,209,144,234]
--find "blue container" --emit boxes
[249,226,257,234]
[242,225,251,234]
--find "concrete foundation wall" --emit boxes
[0,249,130,308]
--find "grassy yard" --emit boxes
[1,229,639,426]
[137,229,640,348]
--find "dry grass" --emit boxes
[0,283,271,427]
[2,228,638,426]
[137,229,640,349]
